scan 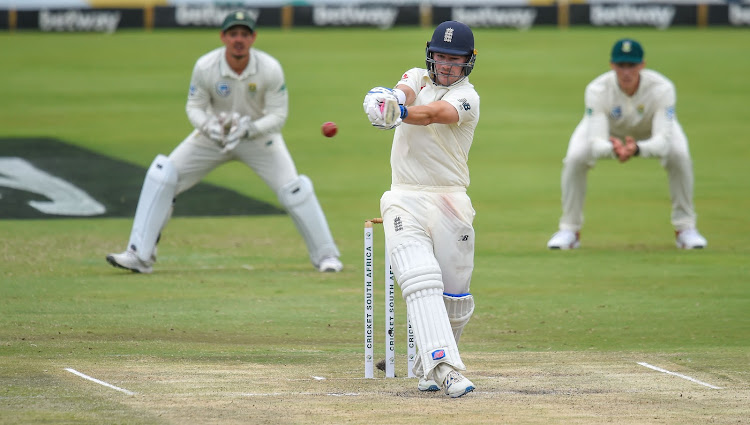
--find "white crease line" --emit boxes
[239,392,360,397]
[637,362,722,389]
[65,368,136,395]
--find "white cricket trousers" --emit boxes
[558,120,698,232]
[168,130,298,195]
[380,185,475,296]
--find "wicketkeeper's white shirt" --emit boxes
[390,68,480,189]
[185,47,288,138]
[585,68,679,158]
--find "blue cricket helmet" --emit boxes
[425,20,477,86]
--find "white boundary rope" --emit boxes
[637,362,722,389]
[65,368,136,395]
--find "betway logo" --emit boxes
[39,9,121,33]
[729,4,750,26]
[313,6,398,29]
[591,5,675,30]
[453,7,537,30]
[175,4,257,27]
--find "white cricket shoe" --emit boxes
[443,370,475,398]
[675,228,707,249]
[106,250,153,274]
[418,378,440,392]
[547,230,580,250]
[318,256,343,272]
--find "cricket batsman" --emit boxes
[363,20,480,397]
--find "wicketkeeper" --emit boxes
[107,11,342,273]
[363,20,480,398]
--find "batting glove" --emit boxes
[363,87,402,129]
[363,87,396,117]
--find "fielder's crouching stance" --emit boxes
[363,20,480,397]
[107,11,342,274]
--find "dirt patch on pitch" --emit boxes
[49,351,747,425]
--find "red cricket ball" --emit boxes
[321,121,338,138]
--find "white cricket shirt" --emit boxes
[585,68,678,158]
[391,68,480,189]
[185,47,288,137]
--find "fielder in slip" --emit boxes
[106,11,342,274]
[547,38,707,250]
[362,20,480,398]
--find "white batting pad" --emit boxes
[390,241,464,379]
[277,175,339,267]
[128,155,177,262]
[406,287,466,379]
[444,293,475,343]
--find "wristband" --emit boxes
[399,105,408,119]
[634,143,640,156]
[393,88,406,105]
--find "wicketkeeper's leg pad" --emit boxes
[277,175,339,267]
[390,240,465,381]
[128,154,177,262]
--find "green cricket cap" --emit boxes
[221,11,255,33]
[610,38,644,64]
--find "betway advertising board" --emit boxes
[2,3,750,31]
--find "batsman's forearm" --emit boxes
[402,106,431,126]
[402,104,456,126]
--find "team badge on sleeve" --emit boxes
[189,84,197,97]
[666,106,675,120]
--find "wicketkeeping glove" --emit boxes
[201,115,225,144]
[223,115,259,152]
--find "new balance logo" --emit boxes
[459,235,469,241]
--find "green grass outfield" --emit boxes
[1,27,749,424]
